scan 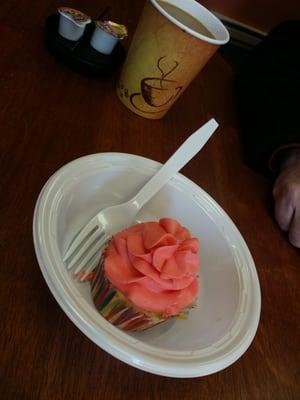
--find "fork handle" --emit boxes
[131,118,219,210]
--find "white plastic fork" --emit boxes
[64,119,219,279]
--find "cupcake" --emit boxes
[91,218,199,331]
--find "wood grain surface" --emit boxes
[1,1,299,399]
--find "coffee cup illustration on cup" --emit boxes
[140,56,182,107]
[123,56,183,114]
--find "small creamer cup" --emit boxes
[90,20,128,55]
[58,7,91,41]
[117,0,229,119]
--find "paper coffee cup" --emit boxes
[117,0,229,119]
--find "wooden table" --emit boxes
[1,1,299,399]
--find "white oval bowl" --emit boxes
[33,153,260,377]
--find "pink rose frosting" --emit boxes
[104,218,199,316]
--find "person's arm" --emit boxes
[235,21,300,248]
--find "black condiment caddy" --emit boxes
[45,13,126,77]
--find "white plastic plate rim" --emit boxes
[33,152,261,377]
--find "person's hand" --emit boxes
[273,149,300,248]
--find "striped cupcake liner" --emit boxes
[91,260,167,331]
